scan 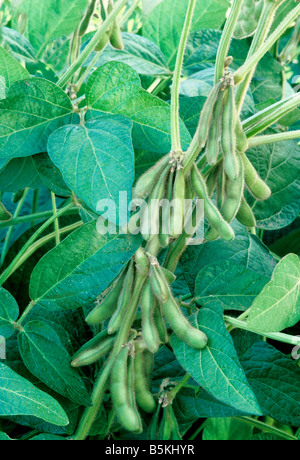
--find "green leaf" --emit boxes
[233,0,263,39]
[1,26,37,63]
[202,418,253,440]
[85,62,191,154]
[181,223,276,293]
[30,434,66,440]
[0,157,43,192]
[143,0,230,69]
[171,302,262,416]
[241,342,300,426]
[0,432,13,440]
[32,153,70,197]
[247,140,300,230]
[18,320,91,406]
[0,45,30,94]
[92,33,170,76]
[174,388,250,424]
[0,77,77,160]
[18,0,88,58]
[0,287,19,338]
[48,115,134,220]
[195,260,270,311]
[247,254,300,333]
[29,220,141,310]
[0,362,69,426]
[0,202,12,222]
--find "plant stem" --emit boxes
[1,188,30,266]
[12,221,83,276]
[224,316,300,346]
[0,209,78,230]
[171,0,196,153]
[0,203,75,287]
[73,270,147,440]
[234,3,300,85]
[57,0,128,89]
[243,92,300,137]
[235,0,283,113]
[75,49,105,90]
[234,416,297,440]
[248,130,300,147]
[214,0,244,83]
[51,192,60,246]
[167,374,191,403]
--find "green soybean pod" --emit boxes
[149,263,170,304]
[111,347,142,433]
[235,116,249,154]
[206,90,224,165]
[168,405,181,440]
[141,166,170,241]
[134,351,156,414]
[205,164,221,197]
[170,168,186,238]
[160,169,175,248]
[148,404,161,440]
[241,152,271,201]
[140,280,160,353]
[205,156,244,241]
[94,31,110,51]
[107,0,124,50]
[221,84,240,181]
[236,197,257,227]
[85,269,126,326]
[197,81,222,149]
[144,350,154,389]
[159,407,172,440]
[161,285,208,350]
[191,165,235,242]
[108,262,135,334]
[135,247,150,277]
[79,0,97,36]
[71,336,115,367]
[153,304,168,344]
[133,155,170,201]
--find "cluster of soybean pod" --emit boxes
[70,41,272,434]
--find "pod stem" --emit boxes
[214,0,244,83]
[171,0,197,153]
[73,271,147,441]
[248,130,300,148]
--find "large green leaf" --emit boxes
[181,223,276,293]
[0,45,30,95]
[241,342,300,426]
[48,115,134,221]
[195,260,270,311]
[18,0,88,58]
[29,221,141,310]
[0,157,43,192]
[0,362,69,426]
[171,302,262,415]
[202,418,253,440]
[247,254,300,332]
[0,78,76,160]
[85,62,191,154]
[18,321,91,406]
[32,153,70,197]
[0,287,19,339]
[143,0,230,69]
[92,33,170,76]
[1,26,37,63]
[247,140,300,230]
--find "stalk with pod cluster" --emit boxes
[69,0,300,440]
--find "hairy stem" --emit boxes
[171,0,196,153]
[233,416,297,441]
[248,130,300,147]
[0,208,78,230]
[51,192,60,246]
[215,0,244,83]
